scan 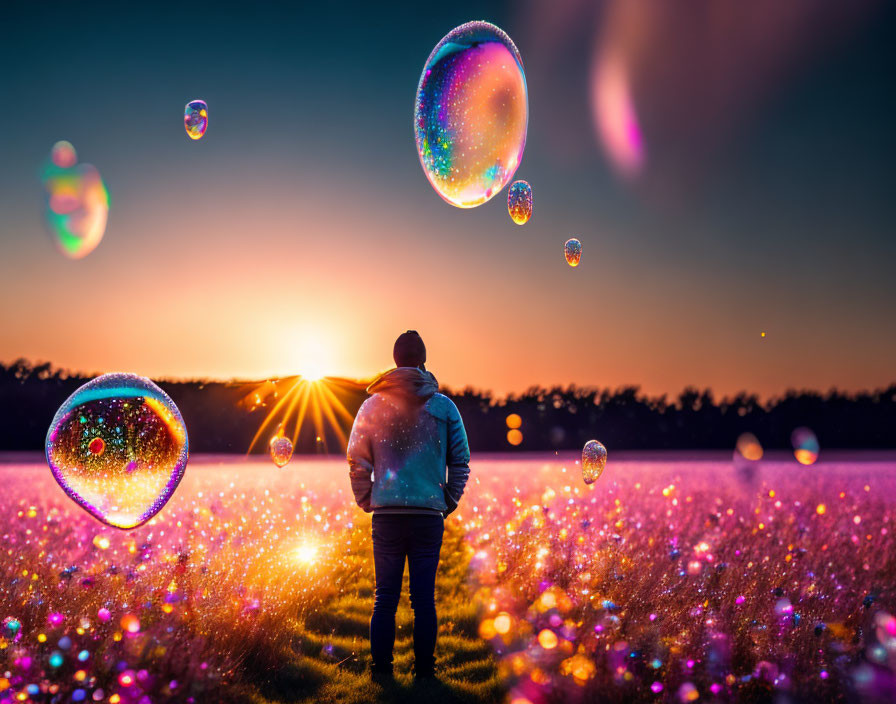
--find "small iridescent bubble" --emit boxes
[414,21,528,208]
[184,100,208,140]
[735,433,763,461]
[507,180,533,225]
[582,440,607,484]
[46,373,189,529]
[51,140,77,168]
[41,141,110,259]
[565,238,582,267]
[791,427,819,465]
[733,432,762,484]
[269,435,294,468]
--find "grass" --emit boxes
[232,521,504,704]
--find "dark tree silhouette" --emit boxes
[1,360,894,453]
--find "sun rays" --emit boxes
[241,376,363,455]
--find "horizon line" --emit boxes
[3,357,895,404]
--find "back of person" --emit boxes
[347,331,470,681]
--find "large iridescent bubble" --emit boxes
[184,100,208,140]
[507,180,533,225]
[582,440,607,484]
[414,21,528,208]
[46,374,189,529]
[41,141,110,259]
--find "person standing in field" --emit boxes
[347,330,471,681]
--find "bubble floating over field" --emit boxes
[506,413,522,429]
[184,99,208,140]
[46,373,189,529]
[582,439,607,484]
[736,432,763,461]
[414,21,528,208]
[41,141,110,259]
[51,140,77,168]
[507,429,523,446]
[792,427,820,465]
[565,238,582,267]
[507,180,533,224]
[269,435,294,468]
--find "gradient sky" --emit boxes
[1,1,894,398]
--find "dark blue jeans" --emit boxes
[370,513,444,674]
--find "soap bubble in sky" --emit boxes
[51,140,78,168]
[414,21,528,208]
[582,440,607,484]
[41,141,110,259]
[507,180,533,225]
[184,100,208,140]
[46,373,189,529]
[565,238,582,267]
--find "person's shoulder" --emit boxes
[357,393,384,414]
[426,392,461,419]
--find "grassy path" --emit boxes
[238,522,504,704]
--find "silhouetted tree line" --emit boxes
[1,360,894,454]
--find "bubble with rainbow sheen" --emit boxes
[507,180,533,225]
[791,427,819,465]
[46,373,189,529]
[269,435,294,468]
[41,141,110,259]
[564,238,582,267]
[582,440,607,484]
[414,21,528,208]
[184,99,208,140]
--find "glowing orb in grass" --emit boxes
[46,373,189,529]
[505,413,522,429]
[269,435,294,468]
[41,141,109,259]
[565,238,582,267]
[507,429,523,446]
[184,100,208,140]
[582,440,607,484]
[792,427,819,465]
[414,21,528,208]
[120,613,140,633]
[507,180,533,224]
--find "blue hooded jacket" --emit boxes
[347,367,471,515]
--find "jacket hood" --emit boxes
[367,367,438,399]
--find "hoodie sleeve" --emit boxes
[347,400,374,512]
[444,400,471,509]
